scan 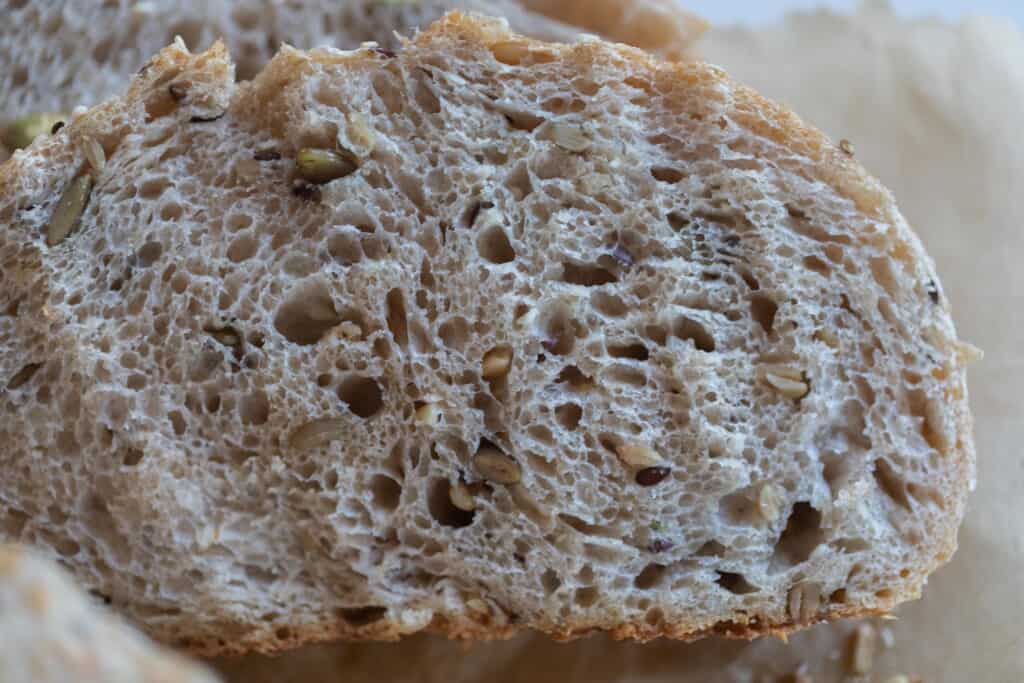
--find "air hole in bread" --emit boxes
[560,262,617,287]
[504,161,533,200]
[336,606,388,626]
[337,375,383,419]
[822,451,854,498]
[672,316,715,352]
[227,233,258,263]
[634,563,667,590]
[327,231,363,265]
[539,302,578,356]
[6,363,41,390]
[385,288,409,348]
[607,341,649,361]
[477,224,516,264]
[501,107,545,132]
[750,294,778,335]
[239,390,270,426]
[167,410,186,436]
[122,448,144,467]
[541,568,561,595]
[715,571,759,595]
[804,255,830,276]
[605,364,646,387]
[873,458,912,510]
[555,365,594,392]
[427,478,474,528]
[159,202,183,221]
[554,403,582,431]
[718,488,760,526]
[439,316,470,351]
[590,291,627,317]
[139,177,171,200]
[273,280,341,345]
[834,537,871,553]
[574,586,599,607]
[906,389,946,452]
[650,167,685,184]
[696,540,727,557]
[771,502,825,569]
[372,73,404,114]
[370,474,402,512]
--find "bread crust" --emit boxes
[0,12,975,658]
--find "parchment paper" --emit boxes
[212,4,1024,681]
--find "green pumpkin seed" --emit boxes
[295,147,359,184]
[47,174,93,246]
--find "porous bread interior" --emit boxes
[0,13,973,655]
[0,544,219,682]
[0,0,652,122]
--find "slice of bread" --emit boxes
[0,12,975,657]
[0,544,220,683]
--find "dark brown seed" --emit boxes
[926,279,940,304]
[50,120,65,134]
[635,466,671,487]
[254,149,281,161]
[372,47,397,59]
[168,83,188,101]
[610,244,634,267]
[839,139,855,156]
[648,539,674,553]
[190,112,225,123]
[6,363,41,391]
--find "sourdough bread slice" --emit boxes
[0,12,975,657]
[0,544,220,683]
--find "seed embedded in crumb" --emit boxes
[849,623,877,674]
[414,402,441,427]
[840,138,855,156]
[550,122,590,152]
[449,481,476,511]
[288,418,347,451]
[47,174,93,246]
[615,444,663,468]
[254,149,281,161]
[757,483,782,521]
[760,365,810,400]
[482,347,513,379]
[787,582,821,625]
[82,137,106,173]
[473,446,521,485]
[635,466,671,487]
[295,147,359,184]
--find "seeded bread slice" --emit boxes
[0,12,975,657]
[0,544,220,683]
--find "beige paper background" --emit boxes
[212,5,1024,681]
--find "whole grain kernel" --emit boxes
[449,481,476,511]
[465,597,489,615]
[473,446,521,485]
[840,138,855,156]
[760,365,809,400]
[490,40,530,64]
[787,582,821,625]
[47,174,93,246]
[849,623,876,675]
[295,147,359,184]
[347,112,376,151]
[635,466,671,487]
[288,418,347,451]
[615,444,663,468]
[482,346,513,379]
[82,137,106,173]
[757,483,782,521]
[550,123,590,152]
[414,402,441,426]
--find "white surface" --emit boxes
[684,0,1024,25]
